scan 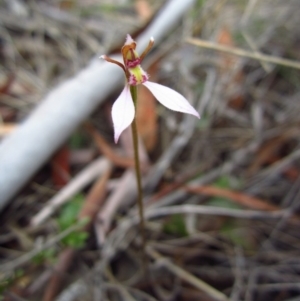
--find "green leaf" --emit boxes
[221,221,253,249]
[207,176,243,209]
[213,176,231,189]
[57,194,84,231]
[32,248,56,265]
[163,214,188,237]
[56,194,88,249]
[0,269,24,295]
[61,231,89,248]
[197,114,210,130]
[69,131,87,149]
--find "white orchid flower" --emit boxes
[101,34,200,143]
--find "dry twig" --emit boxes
[147,247,230,301]
[186,37,300,70]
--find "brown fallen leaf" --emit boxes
[185,185,300,226]
[51,146,70,188]
[135,61,159,152]
[42,248,75,301]
[0,123,17,137]
[247,128,299,176]
[135,0,153,22]
[136,84,157,152]
[282,166,300,181]
[0,73,14,94]
[184,185,278,211]
[0,107,16,122]
[84,123,135,168]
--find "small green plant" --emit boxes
[57,194,89,248]
[221,220,255,250]
[0,269,24,296]
[213,175,240,189]
[207,176,243,209]
[69,130,88,149]
[163,214,188,237]
[32,248,56,265]
[197,113,210,130]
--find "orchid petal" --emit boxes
[143,81,200,118]
[125,34,135,46]
[112,85,135,143]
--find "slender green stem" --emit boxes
[130,85,147,264]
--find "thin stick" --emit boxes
[0,222,85,275]
[147,247,229,301]
[145,205,291,221]
[186,37,300,70]
[31,158,110,226]
[130,85,147,267]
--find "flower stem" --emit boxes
[130,85,147,266]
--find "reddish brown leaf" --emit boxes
[50,146,70,188]
[185,185,278,211]
[135,0,153,21]
[84,123,135,168]
[248,129,299,176]
[136,62,159,152]
[0,74,14,95]
[0,123,16,137]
